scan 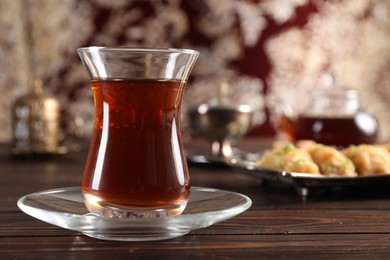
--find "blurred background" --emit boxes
[1,0,389,145]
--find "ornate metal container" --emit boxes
[12,80,61,155]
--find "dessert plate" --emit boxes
[187,147,260,167]
[17,186,251,241]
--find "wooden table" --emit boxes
[2,138,390,259]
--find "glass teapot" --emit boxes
[272,77,378,148]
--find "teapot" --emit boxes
[271,76,378,147]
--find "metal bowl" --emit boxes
[188,104,253,158]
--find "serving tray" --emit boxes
[228,155,390,198]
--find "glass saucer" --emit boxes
[17,187,251,241]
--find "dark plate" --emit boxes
[186,148,260,168]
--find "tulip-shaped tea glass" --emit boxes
[77,47,199,218]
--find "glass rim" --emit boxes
[77,46,199,55]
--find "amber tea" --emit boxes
[82,79,191,216]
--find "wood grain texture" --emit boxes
[2,139,390,259]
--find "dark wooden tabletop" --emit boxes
[2,138,390,259]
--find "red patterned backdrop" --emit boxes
[0,0,389,142]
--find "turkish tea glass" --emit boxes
[77,47,199,218]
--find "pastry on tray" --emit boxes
[343,144,390,176]
[257,140,390,177]
[256,143,319,174]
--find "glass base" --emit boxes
[83,193,188,218]
[83,227,189,241]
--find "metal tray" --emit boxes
[228,155,390,198]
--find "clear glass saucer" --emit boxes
[17,186,251,241]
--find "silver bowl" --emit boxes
[188,104,253,158]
